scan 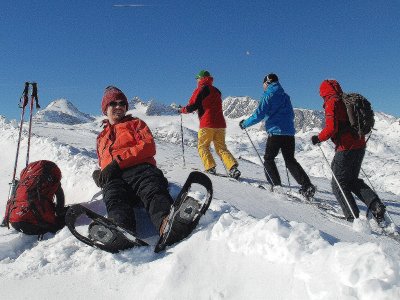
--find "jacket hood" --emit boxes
[267,81,284,94]
[198,76,214,87]
[319,79,343,99]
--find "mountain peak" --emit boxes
[34,98,95,125]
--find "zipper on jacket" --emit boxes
[108,125,117,160]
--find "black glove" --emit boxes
[311,135,320,145]
[93,160,121,188]
[239,120,245,130]
[175,105,182,114]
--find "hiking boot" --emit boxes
[229,166,241,180]
[158,196,202,249]
[205,167,216,175]
[369,200,386,223]
[299,184,316,200]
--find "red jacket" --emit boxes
[181,77,226,128]
[97,115,156,170]
[318,80,365,151]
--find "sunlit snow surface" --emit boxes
[0,99,399,300]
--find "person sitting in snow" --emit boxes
[311,79,386,222]
[92,86,193,250]
[239,73,315,199]
[179,70,241,179]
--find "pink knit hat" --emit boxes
[101,86,128,115]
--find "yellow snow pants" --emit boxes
[197,128,238,171]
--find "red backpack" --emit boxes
[4,160,66,235]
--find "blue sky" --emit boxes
[1,0,399,120]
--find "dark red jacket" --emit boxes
[318,80,365,151]
[97,115,156,170]
[181,77,226,128]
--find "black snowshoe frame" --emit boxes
[66,171,213,253]
[155,171,213,252]
[65,204,148,253]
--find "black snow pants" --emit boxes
[331,148,380,220]
[263,135,311,187]
[102,163,173,233]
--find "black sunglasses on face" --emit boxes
[109,101,127,108]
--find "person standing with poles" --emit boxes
[179,70,241,179]
[239,73,315,198]
[311,79,386,222]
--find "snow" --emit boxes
[0,100,399,300]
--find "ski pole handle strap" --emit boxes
[31,82,40,109]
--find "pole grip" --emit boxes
[31,82,40,108]
[19,82,29,108]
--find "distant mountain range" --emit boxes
[35,97,397,134]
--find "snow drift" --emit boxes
[0,98,399,300]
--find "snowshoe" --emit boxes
[229,166,241,180]
[367,200,387,226]
[65,204,148,253]
[205,167,216,175]
[298,184,316,200]
[154,171,213,253]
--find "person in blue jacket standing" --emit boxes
[239,73,315,198]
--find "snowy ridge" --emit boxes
[152,124,198,147]
[127,96,180,116]
[34,99,95,124]
[222,96,259,118]
[294,108,325,132]
[1,101,400,299]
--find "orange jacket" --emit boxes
[96,115,156,170]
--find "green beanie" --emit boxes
[195,70,211,79]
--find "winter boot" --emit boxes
[229,166,241,180]
[205,167,216,175]
[156,196,202,251]
[299,184,316,200]
[369,200,386,224]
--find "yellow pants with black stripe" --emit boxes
[197,128,238,171]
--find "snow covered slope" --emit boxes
[0,100,399,300]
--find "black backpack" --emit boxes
[341,93,375,138]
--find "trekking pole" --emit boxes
[360,167,377,194]
[243,128,275,190]
[1,83,30,227]
[317,144,357,219]
[180,113,186,168]
[25,82,40,167]
[285,167,292,191]
[325,143,396,223]
[10,83,30,194]
[359,167,398,228]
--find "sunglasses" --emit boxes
[109,101,127,108]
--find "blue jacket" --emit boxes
[242,82,295,136]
